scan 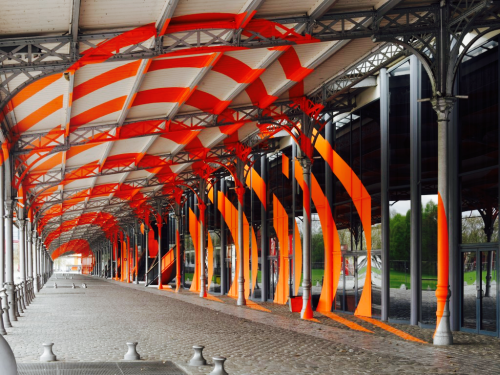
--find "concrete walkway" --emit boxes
[4,273,500,374]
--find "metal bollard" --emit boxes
[0,297,6,335]
[210,357,228,375]
[123,342,140,360]
[189,345,207,366]
[0,290,12,328]
[20,282,26,310]
[16,287,23,315]
[0,334,17,374]
[54,283,57,289]
[40,343,57,362]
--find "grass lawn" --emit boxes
[190,268,497,291]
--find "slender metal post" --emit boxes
[175,203,181,292]
[134,220,138,284]
[410,55,422,325]
[236,160,246,306]
[4,200,16,321]
[260,156,269,301]
[18,217,27,308]
[431,96,456,345]
[199,179,207,298]
[27,226,33,302]
[220,180,227,295]
[299,155,313,319]
[0,163,4,288]
[157,202,163,290]
[144,223,149,285]
[380,67,390,321]
[448,75,460,331]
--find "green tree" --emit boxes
[389,210,411,261]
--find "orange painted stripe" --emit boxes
[149,55,215,71]
[278,48,313,82]
[245,299,271,312]
[212,55,264,83]
[205,294,223,303]
[73,61,141,101]
[357,317,427,344]
[10,74,63,110]
[70,96,126,129]
[132,87,191,107]
[12,95,63,134]
[319,312,373,333]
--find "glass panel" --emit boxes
[371,253,382,317]
[389,200,411,320]
[209,231,221,293]
[344,254,356,313]
[334,256,345,311]
[311,214,325,296]
[480,251,497,332]
[462,251,477,330]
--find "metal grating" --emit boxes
[17,361,186,375]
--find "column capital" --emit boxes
[4,200,14,217]
[431,97,457,122]
[17,218,26,230]
[298,155,312,171]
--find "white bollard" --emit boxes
[189,345,207,366]
[54,283,57,289]
[210,357,228,375]
[40,343,57,362]
[123,342,140,360]
[0,335,17,374]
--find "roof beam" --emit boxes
[0,4,446,75]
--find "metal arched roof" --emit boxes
[0,0,439,254]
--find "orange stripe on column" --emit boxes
[189,208,200,293]
[435,192,449,334]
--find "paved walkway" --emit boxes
[4,273,500,374]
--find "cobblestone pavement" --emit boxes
[3,273,500,374]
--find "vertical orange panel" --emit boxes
[189,208,200,292]
[282,153,289,178]
[207,234,214,291]
[314,131,372,317]
[273,194,289,304]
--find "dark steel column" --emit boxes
[134,220,138,284]
[157,202,163,290]
[220,179,227,295]
[4,199,15,321]
[0,163,4,288]
[448,76,460,331]
[261,156,269,302]
[410,54,422,325]
[299,151,313,319]
[380,67,390,321]
[236,160,246,306]
[144,223,149,285]
[199,179,207,298]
